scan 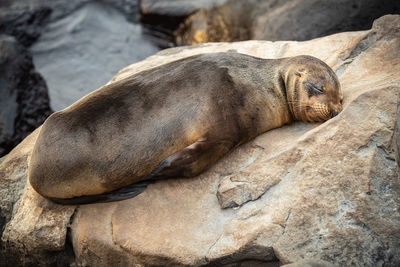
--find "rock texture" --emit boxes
[0,35,52,157]
[175,0,400,45]
[1,15,400,266]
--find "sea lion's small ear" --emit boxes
[294,71,303,77]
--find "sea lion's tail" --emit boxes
[49,180,156,205]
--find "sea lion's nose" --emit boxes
[331,110,339,117]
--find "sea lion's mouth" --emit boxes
[305,104,333,122]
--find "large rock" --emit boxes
[1,15,400,266]
[175,0,400,45]
[0,35,52,157]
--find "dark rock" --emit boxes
[175,0,400,45]
[252,0,400,41]
[0,7,51,47]
[0,35,52,157]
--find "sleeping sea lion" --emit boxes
[28,52,343,204]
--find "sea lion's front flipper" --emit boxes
[50,179,156,205]
[149,136,235,179]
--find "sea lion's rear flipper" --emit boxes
[50,179,156,205]
[149,136,235,179]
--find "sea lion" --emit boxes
[28,52,343,204]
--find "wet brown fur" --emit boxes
[28,52,342,202]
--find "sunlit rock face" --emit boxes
[0,35,52,157]
[1,15,400,266]
[175,0,400,45]
[31,2,159,111]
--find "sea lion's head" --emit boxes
[283,55,343,122]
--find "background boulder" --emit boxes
[175,0,400,45]
[0,14,399,267]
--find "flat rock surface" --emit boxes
[0,15,399,266]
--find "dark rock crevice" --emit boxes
[140,13,187,48]
[205,240,280,266]
[54,221,77,267]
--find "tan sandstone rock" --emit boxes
[0,15,399,266]
[0,128,76,265]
